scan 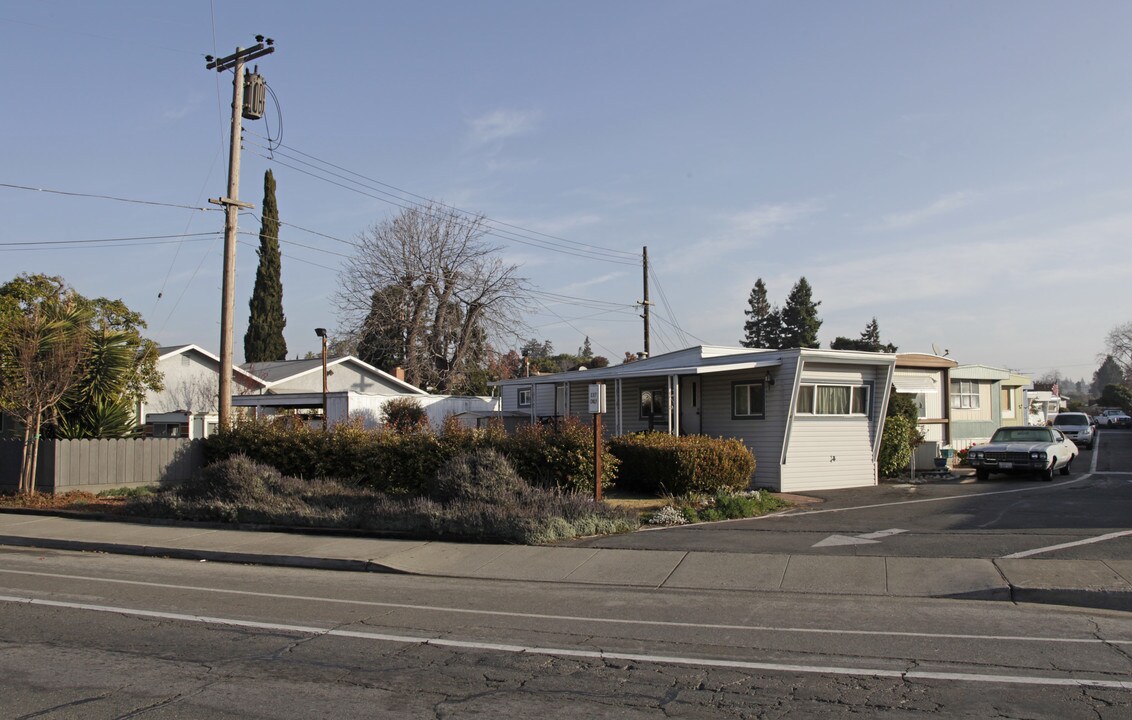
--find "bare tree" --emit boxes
[167,375,219,413]
[336,203,529,392]
[1104,322,1132,381]
[0,299,90,494]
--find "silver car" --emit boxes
[966,425,1078,481]
[1051,412,1095,449]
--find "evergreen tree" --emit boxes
[779,277,822,349]
[244,169,287,362]
[830,317,898,352]
[1092,355,1125,397]
[579,336,594,360]
[356,286,409,371]
[741,278,782,349]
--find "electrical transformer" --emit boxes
[242,70,266,120]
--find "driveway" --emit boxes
[573,429,1132,561]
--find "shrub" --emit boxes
[381,397,430,433]
[878,387,925,478]
[501,417,617,494]
[202,414,615,498]
[429,448,526,503]
[129,454,637,544]
[609,433,755,496]
[878,414,915,477]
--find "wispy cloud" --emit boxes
[500,212,603,237]
[668,200,822,273]
[873,191,973,231]
[728,201,821,236]
[466,108,542,147]
[554,272,626,294]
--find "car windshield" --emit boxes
[989,428,1053,443]
[1053,414,1088,426]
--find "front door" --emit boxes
[679,376,701,435]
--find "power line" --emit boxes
[0,183,218,212]
[531,299,621,358]
[653,312,709,345]
[236,230,352,258]
[649,267,690,347]
[247,148,639,266]
[243,136,642,262]
[0,236,219,250]
[236,239,339,273]
[243,132,640,262]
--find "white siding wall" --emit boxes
[780,362,883,492]
[344,394,499,429]
[145,351,258,417]
[271,366,404,395]
[699,361,796,491]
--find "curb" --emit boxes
[0,534,409,575]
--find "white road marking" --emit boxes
[812,535,880,548]
[0,567,1128,646]
[1,594,1129,690]
[857,528,906,540]
[1000,530,1132,559]
[812,528,906,548]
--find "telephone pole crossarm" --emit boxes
[205,40,275,72]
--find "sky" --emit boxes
[3,1,1131,382]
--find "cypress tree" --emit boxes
[244,169,287,362]
[779,277,822,349]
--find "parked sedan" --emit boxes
[966,425,1078,481]
[1051,412,1096,449]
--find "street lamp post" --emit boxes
[315,328,328,425]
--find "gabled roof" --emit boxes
[157,344,265,386]
[240,355,426,395]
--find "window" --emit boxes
[950,380,980,409]
[796,384,869,416]
[639,387,667,420]
[517,387,532,408]
[913,392,928,419]
[732,381,766,419]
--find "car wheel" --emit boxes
[1041,462,1056,481]
[1059,458,1072,476]
[975,468,989,481]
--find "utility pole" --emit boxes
[205,36,276,427]
[638,246,652,358]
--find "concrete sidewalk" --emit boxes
[2,511,1131,612]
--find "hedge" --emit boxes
[608,432,755,496]
[201,415,616,497]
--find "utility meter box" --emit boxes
[242,71,266,120]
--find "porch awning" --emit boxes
[892,376,938,394]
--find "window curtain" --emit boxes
[815,385,850,414]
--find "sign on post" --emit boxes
[588,383,607,414]
[589,383,606,501]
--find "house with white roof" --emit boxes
[493,345,896,493]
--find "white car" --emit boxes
[966,426,1078,481]
[1051,412,1095,449]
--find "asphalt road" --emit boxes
[573,429,1132,560]
[1,549,1131,718]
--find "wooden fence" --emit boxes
[0,438,203,493]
